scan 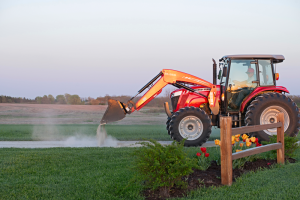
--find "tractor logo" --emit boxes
[182,76,205,84]
[165,72,176,76]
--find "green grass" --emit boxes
[0,148,143,200]
[0,124,221,141]
[0,147,299,199]
[182,148,300,200]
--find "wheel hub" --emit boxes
[269,118,275,123]
[179,116,203,140]
[260,106,290,135]
[187,125,194,130]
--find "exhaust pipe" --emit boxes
[212,58,217,85]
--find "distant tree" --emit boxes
[56,95,66,104]
[90,99,100,105]
[65,93,71,103]
[1,96,6,103]
[35,96,42,104]
[67,94,81,105]
[48,94,55,104]
[41,95,49,104]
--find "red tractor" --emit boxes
[101,54,300,146]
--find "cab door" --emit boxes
[226,60,258,111]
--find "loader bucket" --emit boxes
[100,99,126,125]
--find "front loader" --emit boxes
[101,54,300,146]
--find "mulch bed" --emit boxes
[143,158,296,200]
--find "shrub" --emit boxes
[132,139,196,198]
[263,135,300,159]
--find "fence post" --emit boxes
[220,116,232,186]
[276,112,285,164]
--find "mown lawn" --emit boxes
[0,148,144,200]
[0,147,299,200]
[0,124,221,141]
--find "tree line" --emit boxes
[0,93,172,107]
[2,93,298,108]
[0,94,83,105]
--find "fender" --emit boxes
[240,86,289,112]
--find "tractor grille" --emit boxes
[171,96,179,110]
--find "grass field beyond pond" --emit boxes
[0,147,299,200]
[0,124,221,141]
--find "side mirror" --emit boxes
[222,67,228,77]
[218,70,222,80]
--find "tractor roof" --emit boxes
[221,54,285,63]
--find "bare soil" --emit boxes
[0,103,167,125]
[143,158,296,200]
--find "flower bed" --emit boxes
[134,135,299,200]
[143,157,296,200]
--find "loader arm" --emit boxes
[101,69,219,124]
[134,69,218,112]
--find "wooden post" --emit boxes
[276,112,285,164]
[220,116,232,186]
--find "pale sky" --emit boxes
[0,0,299,99]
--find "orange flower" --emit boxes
[236,149,242,152]
[231,136,236,144]
[235,137,240,142]
[242,134,249,140]
[214,139,220,146]
[239,143,244,147]
[246,141,252,147]
[235,134,241,138]
[250,137,256,143]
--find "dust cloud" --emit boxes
[31,110,119,147]
[63,124,119,147]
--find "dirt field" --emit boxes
[0,103,167,125]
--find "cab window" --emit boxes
[258,60,274,86]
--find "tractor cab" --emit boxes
[218,55,284,115]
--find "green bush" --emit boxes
[263,135,300,159]
[132,139,196,198]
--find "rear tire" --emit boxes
[245,93,300,141]
[168,107,211,146]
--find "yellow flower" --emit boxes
[235,134,241,138]
[242,134,249,140]
[246,141,252,147]
[246,138,250,143]
[231,136,236,144]
[235,137,240,142]
[236,149,242,152]
[239,143,244,147]
[214,139,220,146]
[250,137,256,143]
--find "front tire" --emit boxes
[168,107,211,146]
[166,117,171,135]
[245,93,300,141]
